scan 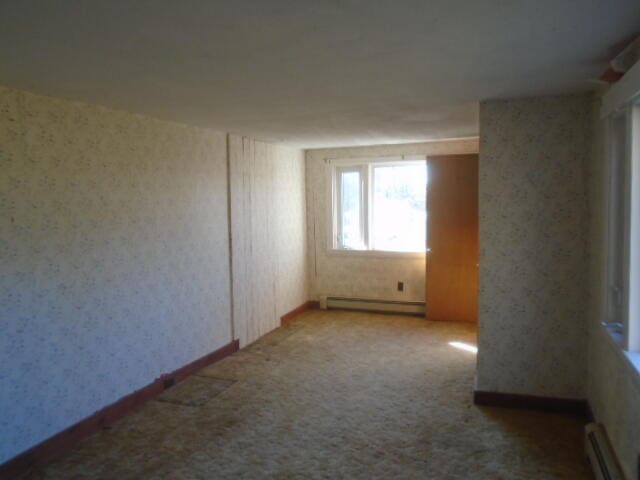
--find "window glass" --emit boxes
[607,114,627,337]
[372,163,426,252]
[339,170,363,249]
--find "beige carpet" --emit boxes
[23,310,591,479]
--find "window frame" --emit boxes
[627,101,640,352]
[604,100,640,353]
[591,58,640,395]
[327,156,427,258]
[604,111,630,343]
[334,165,367,250]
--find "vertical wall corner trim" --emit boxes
[225,133,236,341]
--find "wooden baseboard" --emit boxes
[473,390,591,418]
[280,300,320,326]
[0,339,239,479]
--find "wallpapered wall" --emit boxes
[476,95,591,398]
[586,94,640,480]
[0,85,308,464]
[0,85,232,463]
[305,139,479,303]
[229,135,308,347]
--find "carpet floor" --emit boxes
[22,310,591,479]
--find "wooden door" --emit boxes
[426,154,478,322]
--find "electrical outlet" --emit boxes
[397,281,404,292]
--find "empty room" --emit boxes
[2,1,640,479]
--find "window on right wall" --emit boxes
[606,101,640,352]
[606,113,628,342]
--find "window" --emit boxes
[605,101,640,352]
[331,158,427,254]
[600,57,640,375]
[336,166,366,250]
[628,102,640,352]
[605,113,628,341]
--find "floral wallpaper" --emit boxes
[476,95,591,399]
[0,85,233,463]
[305,139,479,303]
[229,135,308,347]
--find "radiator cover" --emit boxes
[585,423,624,480]
[321,296,425,315]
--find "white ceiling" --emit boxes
[1,1,638,148]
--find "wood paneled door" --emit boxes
[426,154,479,322]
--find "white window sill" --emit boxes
[327,248,427,259]
[601,324,640,392]
[626,351,640,377]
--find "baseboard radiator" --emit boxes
[320,296,425,315]
[585,423,624,480]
